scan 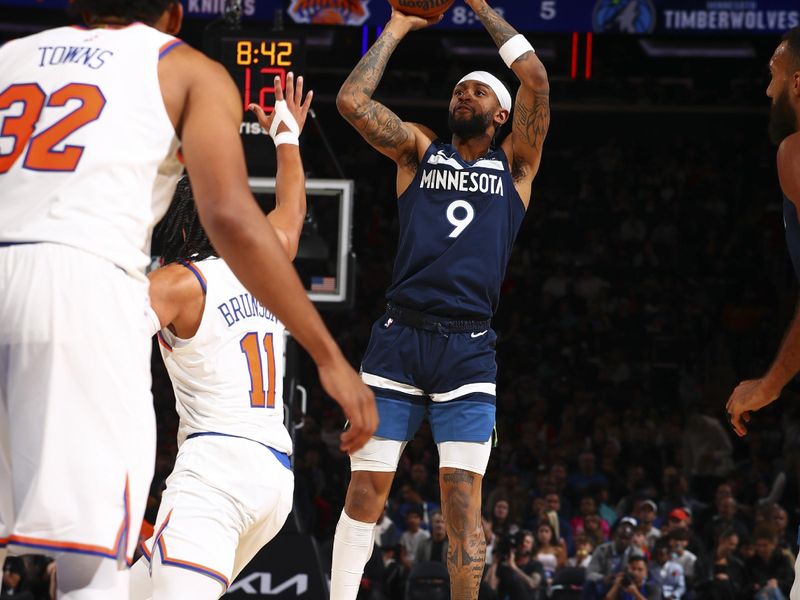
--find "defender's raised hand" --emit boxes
[249,71,313,135]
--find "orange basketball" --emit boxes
[387,0,456,18]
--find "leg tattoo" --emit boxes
[441,469,485,600]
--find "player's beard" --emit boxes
[769,86,798,145]
[448,108,492,140]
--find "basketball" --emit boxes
[387,0,456,19]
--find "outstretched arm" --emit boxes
[467,0,549,202]
[336,10,439,170]
[250,72,313,261]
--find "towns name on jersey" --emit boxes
[217,293,278,328]
[37,46,112,69]
[419,168,504,196]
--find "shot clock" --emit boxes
[219,35,306,114]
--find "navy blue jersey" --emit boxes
[784,195,800,281]
[386,140,526,319]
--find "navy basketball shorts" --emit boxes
[359,313,496,444]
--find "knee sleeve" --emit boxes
[349,437,406,472]
[438,438,492,475]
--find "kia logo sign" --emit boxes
[226,573,309,596]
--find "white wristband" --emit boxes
[273,132,299,147]
[268,99,300,147]
[499,34,534,68]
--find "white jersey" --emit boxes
[158,258,293,455]
[0,24,183,278]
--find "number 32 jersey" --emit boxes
[158,258,293,455]
[0,24,183,278]
[386,140,526,320]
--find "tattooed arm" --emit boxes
[336,11,439,175]
[467,0,550,207]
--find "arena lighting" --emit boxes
[570,31,578,79]
[362,24,368,55]
[638,39,756,58]
[585,32,592,80]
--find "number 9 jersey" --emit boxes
[157,257,293,456]
[386,140,526,319]
[0,24,183,278]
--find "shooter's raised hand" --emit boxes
[389,8,443,32]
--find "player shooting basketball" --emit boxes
[331,1,549,599]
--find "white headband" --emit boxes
[457,71,512,112]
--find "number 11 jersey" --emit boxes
[386,140,526,320]
[158,257,293,455]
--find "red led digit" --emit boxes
[257,68,286,114]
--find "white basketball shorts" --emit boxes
[138,434,294,593]
[0,242,155,565]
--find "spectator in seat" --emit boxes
[667,528,697,585]
[649,539,686,600]
[634,499,662,550]
[603,556,662,600]
[400,506,430,567]
[569,535,596,569]
[584,519,643,600]
[743,527,793,600]
[693,529,744,600]
[535,522,567,585]
[484,530,545,600]
[416,511,449,564]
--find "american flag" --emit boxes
[310,276,337,292]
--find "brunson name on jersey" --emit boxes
[217,294,278,328]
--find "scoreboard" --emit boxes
[218,35,304,115]
[208,31,307,177]
[2,0,796,34]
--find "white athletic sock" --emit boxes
[330,511,376,600]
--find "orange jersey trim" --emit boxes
[8,476,131,563]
